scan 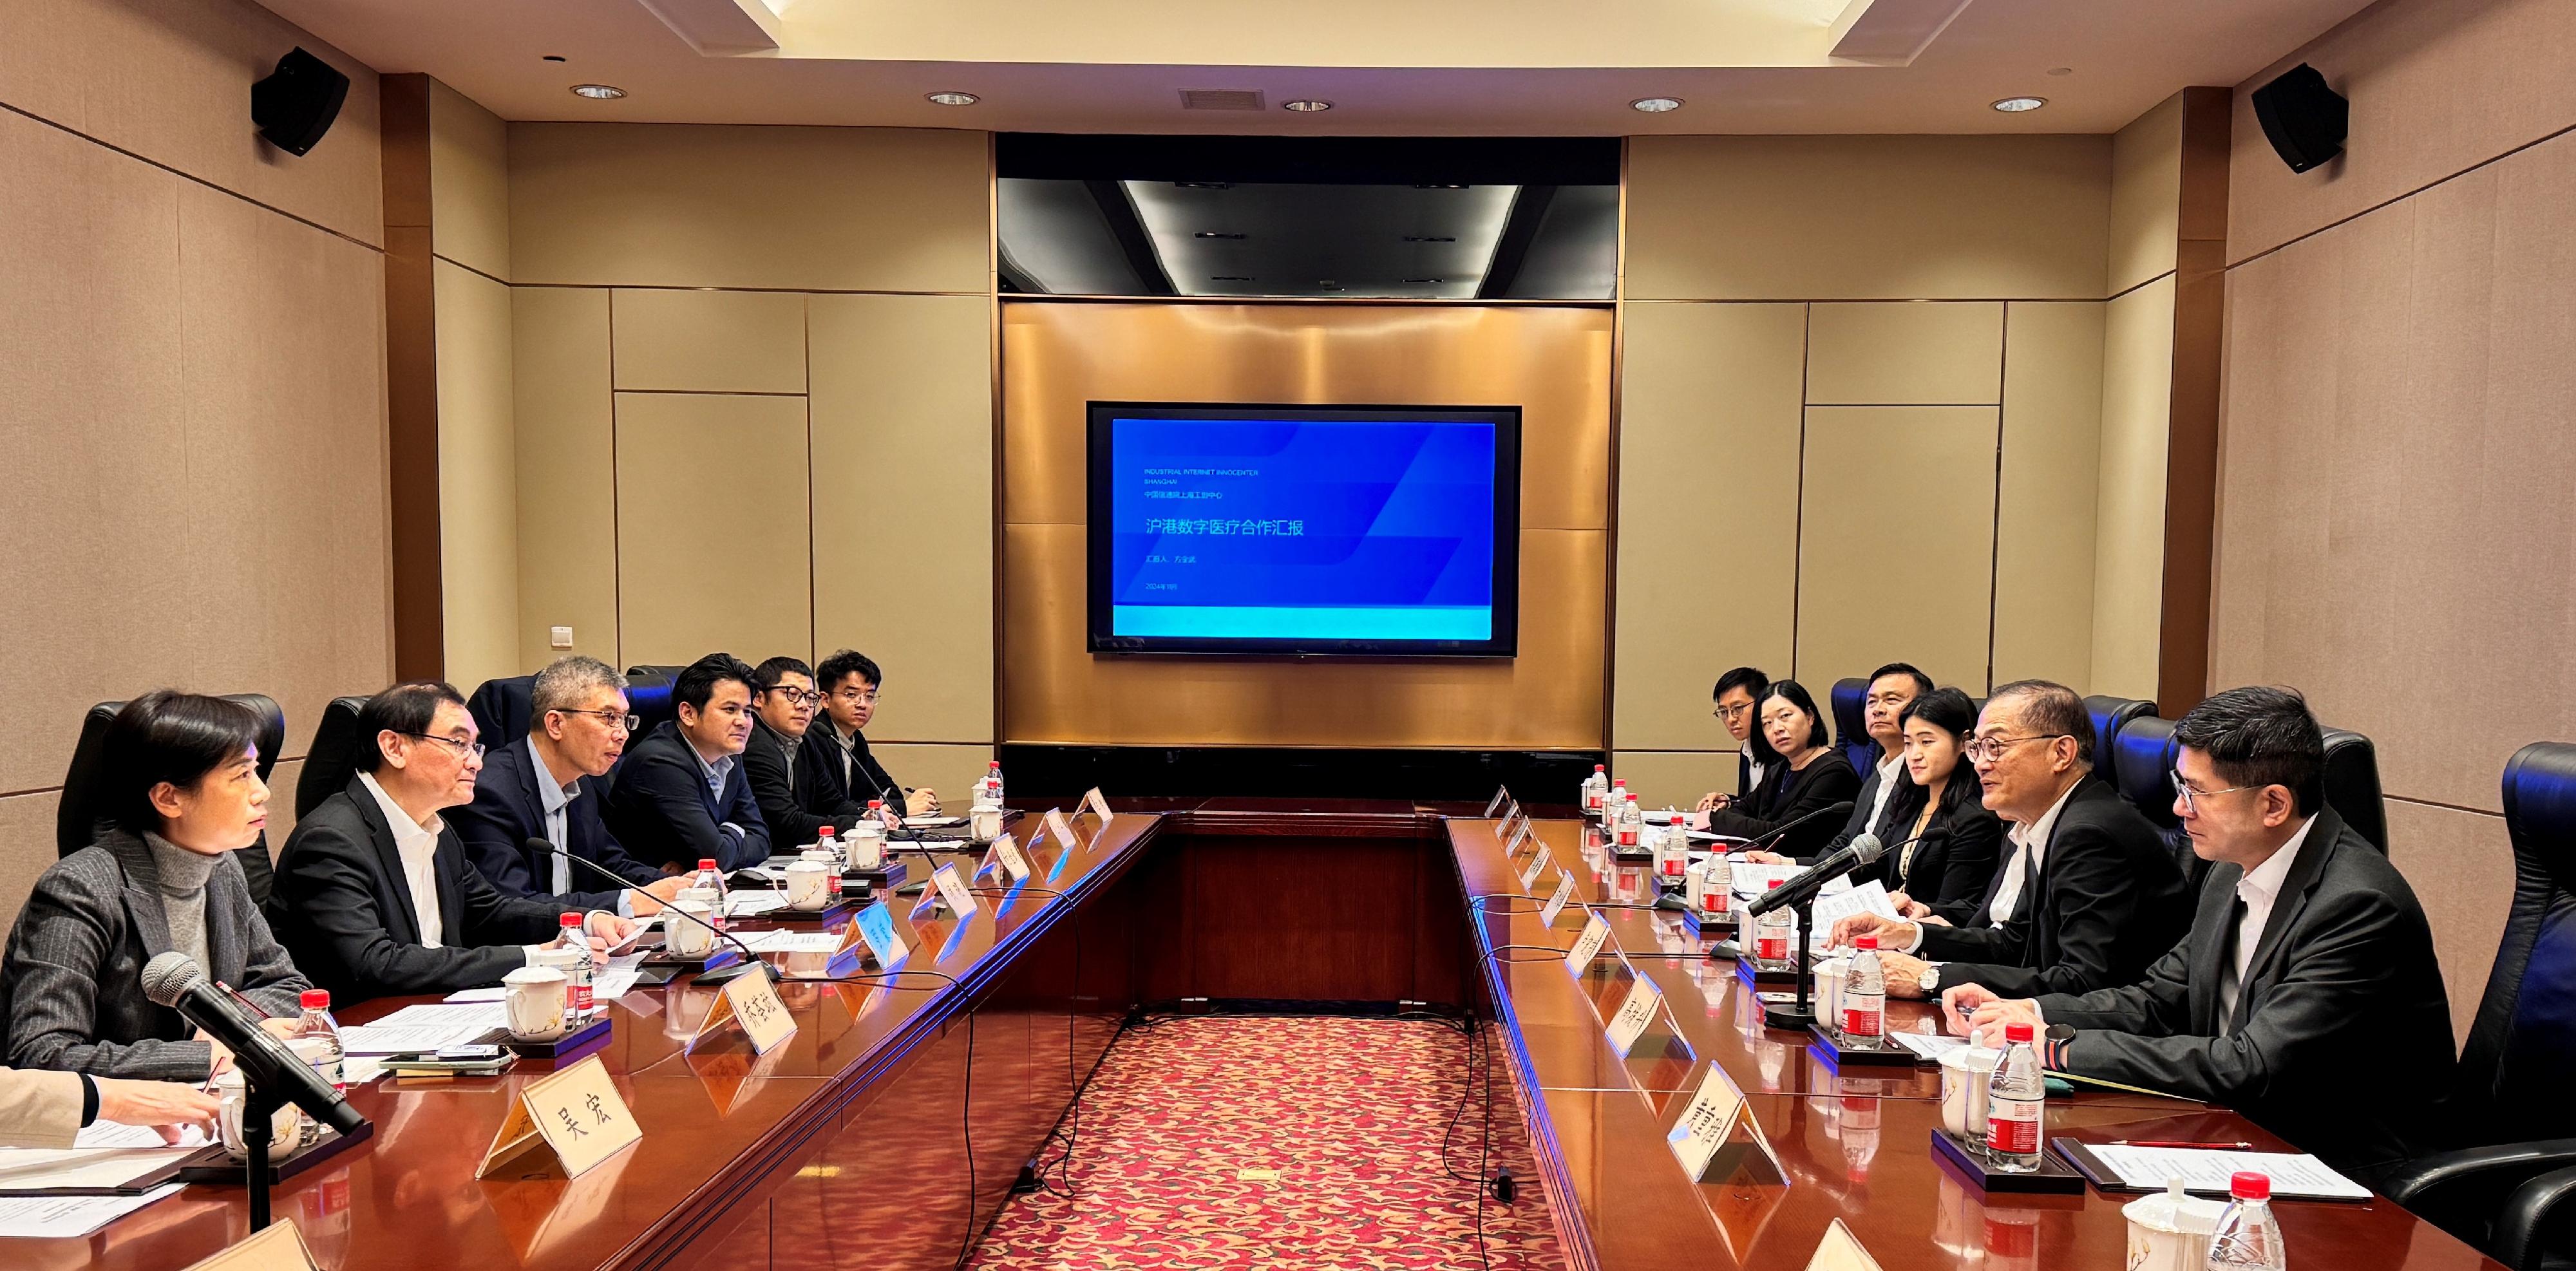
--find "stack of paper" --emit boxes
[0,1185,186,1237]
[339,1001,509,1053]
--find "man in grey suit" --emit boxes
[1947,686,2454,1182]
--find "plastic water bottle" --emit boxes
[1756,880,1793,963]
[292,988,345,1139]
[1609,778,1629,822]
[691,858,730,930]
[1653,811,1690,881]
[1985,1021,2044,1171]
[1842,935,1886,1047]
[1613,793,1641,851]
[1582,765,1608,814]
[2206,1172,2287,1270]
[1698,851,1732,920]
[815,824,842,861]
[980,760,1004,805]
[556,913,596,1022]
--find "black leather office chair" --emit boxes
[2382,742,2576,1269]
[1830,677,1875,773]
[294,695,374,819]
[626,664,685,686]
[467,675,537,749]
[2107,714,2197,890]
[58,694,286,904]
[2081,695,2155,775]
[628,681,677,737]
[2320,727,2391,853]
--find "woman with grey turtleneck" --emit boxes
[1,692,312,1082]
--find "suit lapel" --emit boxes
[2185,867,2239,1033]
[513,740,553,880]
[346,777,422,946]
[104,834,180,962]
[2231,810,2341,1027]
[435,833,470,939]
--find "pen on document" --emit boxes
[2110,1140,2255,1150]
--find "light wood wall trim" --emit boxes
[381,74,444,681]
[2155,87,2233,716]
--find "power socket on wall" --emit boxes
[550,626,574,649]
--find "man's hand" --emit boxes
[1695,792,1731,813]
[905,788,939,817]
[1939,983,2002,1036]
[1830,912,1917,952]
[1878,952,1935,998]
[583,911,639,954]
[1738,849,1792,866]
[93,1078,223,1144]
[1888,891,1931,920]
[629,875,690,917]
[1965,997,2047,1050]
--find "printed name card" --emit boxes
[1804,1219,1885,1271]
[1539,872,1578,927]
[852,898,911,969]
[1517,844,1555,890]
[477,1055,643,1180]
[1666,1066,1748,1182]
[1563,912,1612,975]
[179,1220,318,1271]
[1604,968,1665,1055]
[1045,807,1077,853]
[983,832,1030,883]
[1504,819,1534,856]
[692,967,798,1056]
[1484,787,1510,818]
[931,861,980,918]
[1083,787,1113,825]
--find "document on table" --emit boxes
[1726,862,1852,899]
[1888,1031,1971,1061]
[0,1184,185,1237]
[904,816,966,828]
[339,1001,509,1053]
[727,892,791,918]
[736,930,844,954]
[0,1122,202,1193]
[1806,881,1899,950]
[2064,1144,2370,1200]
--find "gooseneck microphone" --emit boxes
[140,953,366,1135]
[1732,800,1858,857]
[526,838,770,985]
[1742,828,1926,919]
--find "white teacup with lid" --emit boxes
[2123,1178,2223,1270]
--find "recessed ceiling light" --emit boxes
[570,84,625,100]
[1630,97,1683,113]
[1194,231,1247,240]
[925,91,979,107]
[1992,96,2047,113]
[1282,99,1332,113]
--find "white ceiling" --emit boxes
[259,0,2373,135]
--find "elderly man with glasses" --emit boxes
[450,656,690,918]
[1829,679,2190,1002]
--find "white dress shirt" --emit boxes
[1741,743,1767,798]
[1867,751,1904,832]
[531,739,576,894]
[1909,777,2083,955]
[2219,814,2318,1030]
[358,772,447,949]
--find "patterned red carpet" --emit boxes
[969,1015,1569,1271]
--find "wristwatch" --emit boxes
[1917,963,1940,993]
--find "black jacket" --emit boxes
[744,720,867,848]
[1705,750,1862,858]
[2038,806,2453,1180]
[1858,789,2006,914]
[448,737,663,911]
[601,723,772,872]
[1921,775,2192,999]
[800,721,904,814]
[268,777,567,1003]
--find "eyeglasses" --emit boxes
[1713,702,1752,720]
[835,689,881,706]
[403,733,487,760]
[2169,771,2255,816]
[762,688,820,707]
[556,708,642,733]
[1961,733,2072,764]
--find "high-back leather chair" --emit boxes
[2081,695,2155,775]
[1830,677,1874,773]
[57,693,287,903]
[2382,742,2576,1268]
[2107,714,2196,890]
[467,675,537,750]
[295,695,374,819]
[628,681,677,737]
[626,665,684,686]
[2320,726,2391,852]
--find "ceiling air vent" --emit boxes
[1179,89,1265,111]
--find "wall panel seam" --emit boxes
[0,102,384,254]
[515,283,986,298]
[434,254,509,288]
[2105,270,2175,303]
[2383,794,2506,820]
[611,389,810,399]
[2226,117,2576,272]
[1789,305,1812,678]
[1985,306,2010,693]
[1625,295,2109,305]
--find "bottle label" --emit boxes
[570,983,593,1014]
[1842,1005,1883,1038]
[1756,932,1787,961]
[1986,1097,2041,1154]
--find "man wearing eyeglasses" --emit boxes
[604,654,773,873]
[743,656,870,847]
[1830,679,2188,1001]
[271,681,638,1003]
[805,649,936,823]
[450,656,689,918]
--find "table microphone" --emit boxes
[140,953,366,1135]
[1742,828,1924,919]
[526,838,770,986]
[1730,801,1857,858]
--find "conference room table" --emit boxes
[0,800,2503,1270]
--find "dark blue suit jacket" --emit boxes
[601,723,772,872]
[448,738,664,910]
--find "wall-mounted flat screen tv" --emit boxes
[1086,402,1522,657]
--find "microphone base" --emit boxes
[1762,1004,1819,1031]
[694,959,771,988]
[175,1106,373,1187]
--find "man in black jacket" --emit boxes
[269,682,634,1003]
[603,654,772,872]
[448,656,687,916]
[1946,686,2453,1182]
[744,655,869,848]
[1831,679,2190,1000]
[802,649,934,822]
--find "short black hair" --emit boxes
[355,681,468,773]
[1759,679,1833,751]
[1988,679,2092,768]
[1885,687,1984,824]
[1712,666,1770,703]
[103,691,265,836]
[675,654,756,715]
[751,656,815,693]
[2173,686,2327,815]
[815,649,883,696]
[1868,662,1935,699]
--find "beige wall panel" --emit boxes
[1613,303,1804,753]
[1625,135,2111,301]
[1001,302,1610,531]
[1795,407,2001,693]
[428,79,511,281]
[614,393,813,666]
[612,290,810,395]
[0,0,382,246]
[2108,93,2185,297]
[1002,525,1605,749]
[514,288,623,670]
[2230,0,2576,264]
[2383,800,2515,1045]
[1611,752,1738,813]
[1991,303,2105,690]
[2213,132,2576,812]
[0,791,64,934]
[436,261,522,691]
[509,124,989,292]
[1804,302,2003,405]
[810,294,993,744]
[868,744,997,809]
[2090,278,2175,700]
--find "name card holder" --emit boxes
[979,832,1030,884]
[1604,968,1665,1056]
[1504,818,1535,857]
[929,861,980,918]
[1081,787,1113,828]
[688,966,799,1056]
[178,1218,319,1271]
[476,1055,644,1180]
[1043,808,1078,855]
[851,898,911,970]
[1665,1064,1783,1187]
[1804,1219,1886,1271]
[1537,872,1578,927]
[1517,844,1555,891]
[1562,912,1613,976]
[1483,787,1511,818]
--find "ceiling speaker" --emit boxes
[251,48,349,157]
[2250,63,2347,174]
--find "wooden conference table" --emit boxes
[0,800,2501,1271]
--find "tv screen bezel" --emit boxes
[1084,401,1523,659]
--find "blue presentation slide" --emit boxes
[1106,416,1497,642]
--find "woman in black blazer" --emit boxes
[1703,679,1861,859]
[1866,688,2005,919]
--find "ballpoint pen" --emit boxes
[2110,1140,2255,1150]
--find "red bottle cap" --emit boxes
[560,912,583,927]
[1594,764,1605,773]
[1853,935,1878,950]
[990,761,1001,769]
[698,858,719,871]
[869,799,884,809]
[2231,1171,2271,1200]
[299,989,330,1010]
[819,825,835,836]
[2005,1022,2035,1042]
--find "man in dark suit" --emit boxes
[448,656,687,916]
[1745,662,1931,863]
[802,649,933,823]
[1831,679,2191,1000]
[603,654,772,872]
[1946,686,2453,1182]
[744,656,869,849]
[269,682,635,1003]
